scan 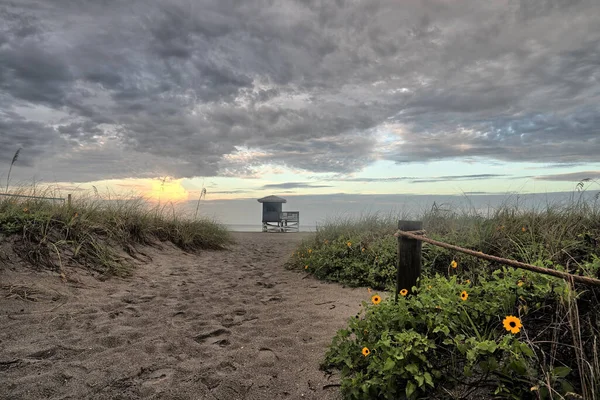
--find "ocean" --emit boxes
[175,191,600,228]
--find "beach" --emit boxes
[0,232,369,400]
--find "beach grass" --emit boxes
[0,185,232,277]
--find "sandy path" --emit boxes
[0,232,369,400]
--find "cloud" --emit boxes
[411,174,508,183]
[1,0,599,183]
[533,171,600,181]
[207,190,253,195]
[327,174,507,183]
[261,182,333,190]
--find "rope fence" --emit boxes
[394,225,600,290]
[0,193,65,202]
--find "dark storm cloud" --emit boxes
[0,110,64,167]
[1,0,599,182]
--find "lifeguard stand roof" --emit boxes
[257,195,287,203]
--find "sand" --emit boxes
[0,232,370,400]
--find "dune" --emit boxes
[0,232,369,400]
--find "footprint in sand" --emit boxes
[200,374,222,390]
[26,347,58,360]
[139,368,175,396]
[214,338,231,347]
[107,305,141,319]
[257,347,279,367]
[260,295,282,303]
[193,328,231,347]
[99,335,124,349]
[256,281,276,288]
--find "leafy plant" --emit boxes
[323,271,572,399]
[297,201,600,398]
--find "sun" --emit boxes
[148,178,189,203]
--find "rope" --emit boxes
[395,229,600,288]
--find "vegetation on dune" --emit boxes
[0,186,232,277]
[290,194,600,399]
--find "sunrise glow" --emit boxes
[147,178,190,203]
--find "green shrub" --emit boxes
[289,202,600,289]
[293,236,397,289]
[298,203,600,399]
[322,270,575,399]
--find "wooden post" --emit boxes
[67,194,72,207]
[395,220,423,303]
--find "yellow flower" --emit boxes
[347,241,352,248]
[465,279,471,284]
[427,285,432,290]
[522,227,527,232]
[23,207,29,213]
[517,280,524,287]
[361,248,365,252]
[450,260,458,269]
[371,294,381,305]
[308,249,312,254]
[362,347,370,357]
[304,265,308,270]
[460,291,468,301]
[503,315,523,334]
[399,289,408,297]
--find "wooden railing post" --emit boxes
[396,220,423,303]
[67,194,72,207]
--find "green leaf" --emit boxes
[405,364,419,375]
[509,359,527,375]
[433,325,450,335]
[406,380,417,398]
[520,343,535,358]
[463,365,472,377]
[477,341,498,353]
[383,358,395,371]
[415,374,424,387]
[552,366,571,378]
[424,372,434,387]
[560,379,574,394]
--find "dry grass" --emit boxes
[0,185,232,277]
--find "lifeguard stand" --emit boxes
[257,195,299,232]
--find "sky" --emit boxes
[1,0,600,207]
